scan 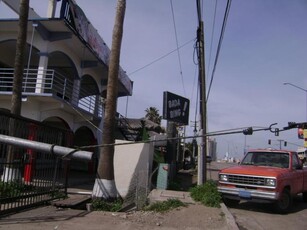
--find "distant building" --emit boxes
[208,137,217,161]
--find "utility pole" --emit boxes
[197,0,207,185]
[190,120,198,159]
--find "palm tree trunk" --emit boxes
[3,0,29,182]
[92,0,126,200]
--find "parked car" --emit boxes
[218,149,307,213]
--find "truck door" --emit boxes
[291,153,303,194]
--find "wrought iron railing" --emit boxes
[0,110,73,216]
[0,68,102,118]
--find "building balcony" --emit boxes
[0,68,103,119]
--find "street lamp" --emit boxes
[283,82,307,121]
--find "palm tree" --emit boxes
[3,0,29,182]
[145,107,162,125]
[92,0,126,200]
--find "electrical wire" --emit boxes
[206,0,232,102]
[169,0,186,96]
[76,124,277,150]
[206,0,218,79]
[127,38,194,76]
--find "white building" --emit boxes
[0,1,155,198]
[208,137,217,161]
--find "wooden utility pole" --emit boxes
[92,0,126,200]
[197,0,207,185]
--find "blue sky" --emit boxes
[1,0,307,159]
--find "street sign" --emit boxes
[163,91,190,125]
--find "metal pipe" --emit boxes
[0,134,93,161]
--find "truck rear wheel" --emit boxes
[303,192,307,202]
[274,189,292,214]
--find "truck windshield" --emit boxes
[241,151,289,168]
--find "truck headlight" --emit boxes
[265,178,276,187]
[219,174,228,182]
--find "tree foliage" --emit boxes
[145,107,162,125]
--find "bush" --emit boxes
[144,198,187,212]
[189,180,221,208]
[92,198,123,212]
[168,178,182,191]
[0,181,29,197]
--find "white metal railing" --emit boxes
[0,68,102,117]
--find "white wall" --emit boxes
[114,140,154,198]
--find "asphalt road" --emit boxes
[229,196,307,230]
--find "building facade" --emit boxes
[0,0,133,171]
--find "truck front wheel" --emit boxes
[274,189,292,214]
[222,197,240,207]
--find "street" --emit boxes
[229,197,307,230]
[211,161,307,230]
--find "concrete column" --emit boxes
[47,0,57,18]
[35,53,49,94]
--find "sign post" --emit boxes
[163,91,190,180]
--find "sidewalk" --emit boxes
[0,170,239,230]
[0,199,238,230]
[0,190,238,230]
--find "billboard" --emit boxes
[163,91,189,125]
[60,0,133,95]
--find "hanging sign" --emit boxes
[163,91,190,125]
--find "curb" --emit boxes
[220,203,239,230]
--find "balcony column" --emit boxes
[35,52,49,94]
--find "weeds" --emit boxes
[144,199,187,212]
[0,181,33,197]
[92,198,123,212]
[189,180,221,208]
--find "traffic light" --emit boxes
[284,122,297,130]
[243,127,253,135]
[274,128,279,136]
[268,139,271,145]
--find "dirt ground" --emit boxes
[119,203,227,229]
[0,169,231,229]
[0,203,228,230]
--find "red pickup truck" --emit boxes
[218,149,307,213]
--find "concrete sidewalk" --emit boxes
[0,185,239,230]
[0,201,238,230]
[0,170,239,229]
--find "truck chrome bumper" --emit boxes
[218,186,278,200]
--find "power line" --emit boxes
[207,0,232,102]
[170,0,186,96]
[206,0,218,79]
[127,38,194,76]
[76,124,278,150]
